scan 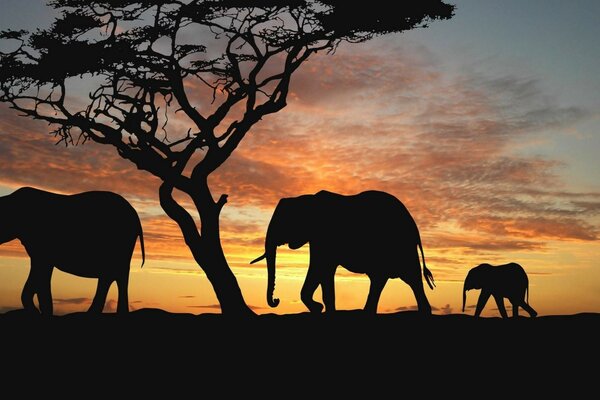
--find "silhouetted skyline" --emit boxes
[0,1,598,316]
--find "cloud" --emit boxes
[188,304,221,309]
[0,38,598,289]
[392,305,441,312]
[390,304,463,315]
[440,304,453,315]
[206,44,598,254]
[54,297,90,305]
[425,232,547,252]
[187,303,267,311]
[247,304,269,311]
[0,106,161,200]
[103,299,118,313]
[457,215,598,241]
[51,297,130,313]
[0,306,19,313]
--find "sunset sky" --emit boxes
[0,0,599,316]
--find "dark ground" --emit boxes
[1,309,597,393]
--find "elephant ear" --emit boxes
[286,194,319,249]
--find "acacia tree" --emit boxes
[0,0,454,315]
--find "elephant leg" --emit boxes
[408,279,432,315]
[301,265,323,313]
[364,275,387,314]
[474,290,491,317]
[493,295,508,318]
[521,302,538,318]
[34,264,54,317]
[89,278,112,313]
[321,265,337,313]
[511,300,519,318]
[116,272,130,314]
[21,272,38,313]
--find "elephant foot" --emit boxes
[87,305,104,313]
[116,299,130,314]
[306,302,324,313]
[23,306,41,316]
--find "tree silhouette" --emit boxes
[0,0,454,315]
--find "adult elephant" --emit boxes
[0,187,145,316]
[251,190,434,314]
[462,263,537,318]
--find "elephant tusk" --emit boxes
[250,253,266,264]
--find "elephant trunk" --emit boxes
[249,243,280,308]
[266,244,280,308]
[251,207,283,308]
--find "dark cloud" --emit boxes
[571,200,600,215]
[187,303,267,311]
[54,297,90,305]
[247,304,269,311]
[178,295,196,299]
[440,304,453,315]
[187,304,221,309]
[52,297,90,315]
[103,299,117,313]
[0,306,19,313]
[52,297,122,313]
[392,305,440,312]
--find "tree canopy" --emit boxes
[0,0,454,314]
[0,0,454,190]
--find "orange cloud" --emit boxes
[0,40,598,290]
[0,105,161,199]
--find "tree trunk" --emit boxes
[159,182,253,316]
[193,199,252,316]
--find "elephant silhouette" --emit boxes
[0,187,145,315]
[251,190,434,314]
[463,262,537,318]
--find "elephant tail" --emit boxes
[137,217,146,268]
[419,242,435,290]
[524,272,530,304]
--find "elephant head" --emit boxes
[462,263,491,312]
[251,196,314,308]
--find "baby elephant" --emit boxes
[462,262,537,318]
